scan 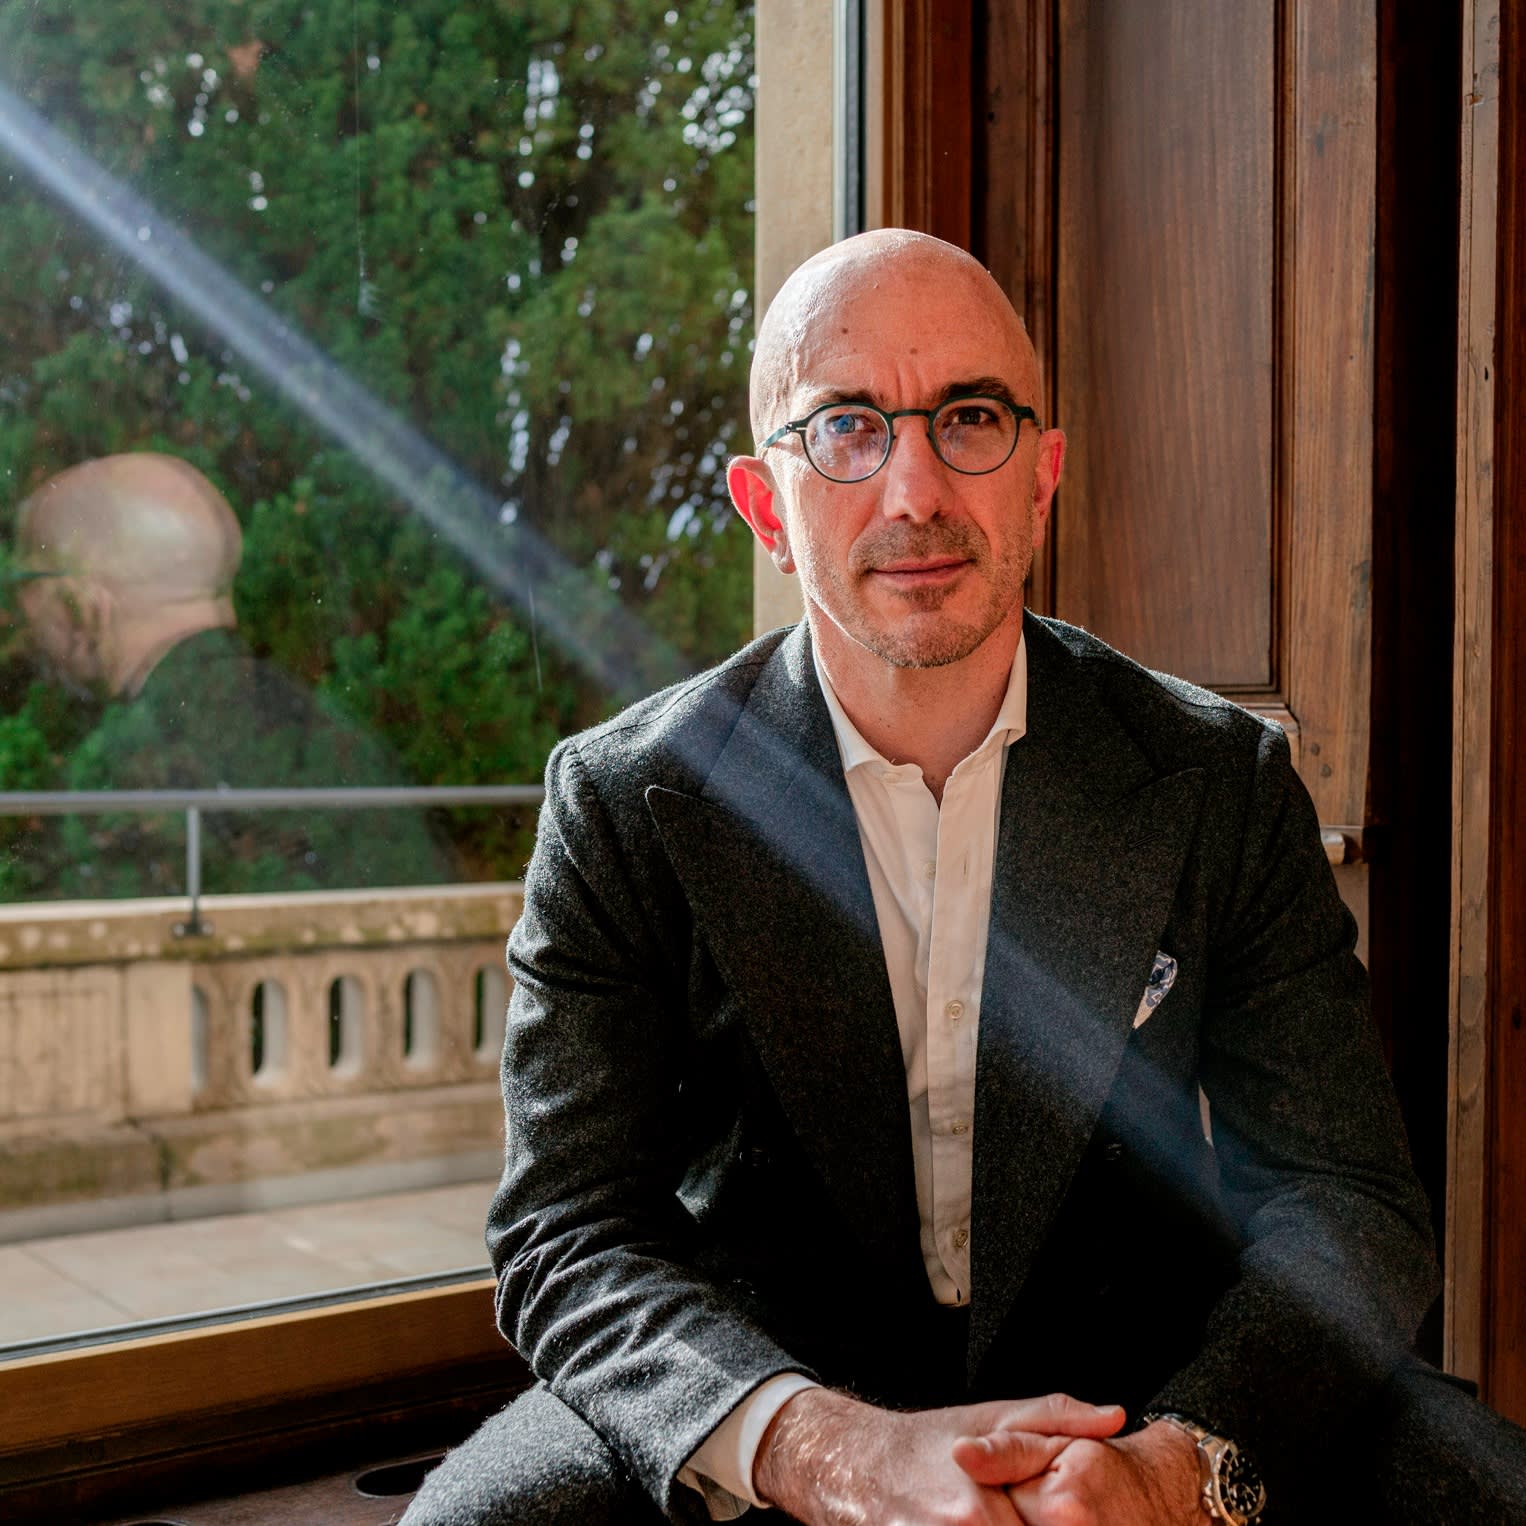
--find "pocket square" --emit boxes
[1132,951,1178,1029]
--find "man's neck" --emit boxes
[810,611,1022,805]
[110,606,236,697]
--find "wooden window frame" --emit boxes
[1449,0,1526,1421]
[0,1277,529,1515]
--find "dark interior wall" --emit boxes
[1484,0,1526,1423]
[1368,0,1464,1318]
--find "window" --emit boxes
[0,0,773,1486]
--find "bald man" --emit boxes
[404,233,1526,1525]
[16,452,243,699]
[12,453,454,897]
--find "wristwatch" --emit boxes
[1139,1411,1267,1526]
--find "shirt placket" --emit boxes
[923,750,992,1303]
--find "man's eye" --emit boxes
[821,410,871,436]
[943,403,999,428]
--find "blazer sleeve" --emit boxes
[1145,721,1440,1489]
[487,738,806,1519]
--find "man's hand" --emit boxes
[753,1387,1126,1526]
[958,1418,1201,1526]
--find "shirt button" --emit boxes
[952,1227,969,1250]
[945,999,964,1020]
[922,860,937,879]
[950,1120,969,1136]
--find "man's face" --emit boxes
[738,251,1063,674]
[18,574,108,697]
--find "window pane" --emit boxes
[0,0,754,1350]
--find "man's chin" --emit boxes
[851,616,999,671]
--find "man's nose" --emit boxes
[876,416,949,520]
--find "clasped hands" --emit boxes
[753,1386,1202,1526]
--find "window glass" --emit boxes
[0,0,754,1350]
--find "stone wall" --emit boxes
[0,884,521,1238]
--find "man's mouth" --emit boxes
[868,557,970,587]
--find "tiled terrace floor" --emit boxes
[0,1179,496,1347]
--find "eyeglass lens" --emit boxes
[803,397,1018,482]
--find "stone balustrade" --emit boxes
[0,884,522,1240]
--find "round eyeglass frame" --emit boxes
[758,394,1042,484]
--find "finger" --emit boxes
[952,1428,1071,1485]
[1004,1476,1055,1524]
[996,1393,1126,1440]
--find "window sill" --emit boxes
[0,1277,528,1519]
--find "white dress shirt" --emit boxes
[680,637,1028,1514]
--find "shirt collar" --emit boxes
[811,630,1028,776]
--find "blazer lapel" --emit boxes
[968,619,1206,1375]
[647,626,924,1289]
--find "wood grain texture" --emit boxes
[980,0,1378,859]
[1448,0,1501,1391]
[975,0,1058,611]
[1053,0,1276,690]
[1280,0,1378,831]
[99,1459,434,1526]
[0,1278,510,1462]
[1484,0,1526,1425]
[883,0,975,245]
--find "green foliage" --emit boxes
[0,0,755,897]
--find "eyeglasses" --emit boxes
[758,394,1040,484]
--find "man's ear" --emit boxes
[728,456,795,574]
[1029,429,1066,550]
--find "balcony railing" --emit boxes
[0,787,540,1240]
[0,785,544,934]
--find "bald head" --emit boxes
[18,453,242,597]
[750,230,1041,442]
[16,453,242,694]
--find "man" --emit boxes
[15,452,244,702]
[405,231,1526,1524]
[13,452,453,895]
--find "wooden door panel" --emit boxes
[1054,0,1276,690]
[975,0,1376,838]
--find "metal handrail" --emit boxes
[0,786,544,814]
[0,785,545,937]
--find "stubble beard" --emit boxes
[817,519,1033,670]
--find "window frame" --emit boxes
[0,3,845,1506]
[0,1277,518,1506]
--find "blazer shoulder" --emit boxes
[1029,614,1284,765]
[546,623,796,802]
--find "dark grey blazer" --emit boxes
[488,614,1437,1520]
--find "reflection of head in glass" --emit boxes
[15,453,243,698]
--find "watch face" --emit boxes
[1216,1443,1267,1523]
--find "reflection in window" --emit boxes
[0,0,755,1349]
[0,3,756,899]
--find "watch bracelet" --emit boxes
[1137,1409,1266,1526]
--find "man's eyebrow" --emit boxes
[791,386,875,414]
[791,377,1025,416]
[933,377,1023,408]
